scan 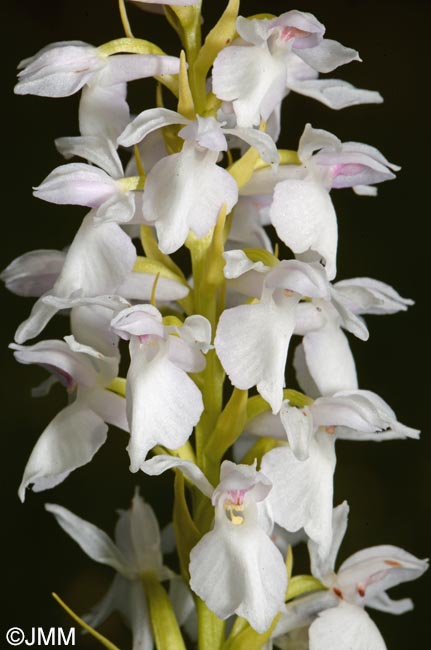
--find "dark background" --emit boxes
[1,1,429,647]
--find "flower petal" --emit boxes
[33,163,117,208]
[143,143,238,253]
[55,135,123,178]
[296,39,359,74]
[189,520,286,632]
[126,344,203,469]
[337,545,428,606]
[86,387,129,432]
[215,297,298,413]
[15,213,136,343]
[261,433,336,558]
[280,403,314,460]
[312,390,420,441]
[1,249,65,297]
[15,42,104,97]
[19,400,108,501]
[270,179,338,280]
[10,338,98,389]
[333,277,413,315]
[45,502,131,575]
[308,502,349,582]
[79,83,130,141]
[287,77,383,110]
[299,324,358,396]
[365,591,413,615]
[309,601,386,650]
[212,44,286,127]
[118,107,189,148]
[102,54,180,86]
[141,455,214,498]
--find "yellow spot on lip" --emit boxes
[224,501,245,525]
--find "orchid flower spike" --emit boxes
[111,305,211,469]
[141,455,288,632]
[212,12,382,127]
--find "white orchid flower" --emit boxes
[13,210,136,344]
[111,305,211,469]
[293,275,413,397]
[142,455,287,633]
[11,335,128,501]
[273,504,428,650]
[2,242,188,313]
[15,41,180,140]
[33,135,144,225]
[46,491,180,650]
[118,109,278,253]
[257,388,418,558]
[215,251,331,414]
[212,12,382,127]
[268,125,399,278]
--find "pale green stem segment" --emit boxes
[139,226,193,315]
[118,175,145,191]
[223,613,281,650]
[165,2,203,66]
[205,388,248,478]
[142,572,187,650]
[246,390,313,423]
[173,471,201,578]
[118,0,133,38]
[192,0,240,113]
[186,215,226,470]
[98,37,169,57]
[52,593,120,650]
[196,597,226,650]
[286,544,293,581]
[286,575,326,602]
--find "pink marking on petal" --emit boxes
[41,363,76,391]
[357,584,366,598]
[227,489,248,505]
[331,163,366,180]
[280,26,310,42]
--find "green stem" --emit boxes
[142,572,187,650]
[196,597,225,650]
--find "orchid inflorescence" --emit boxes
[3,1,427,649]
